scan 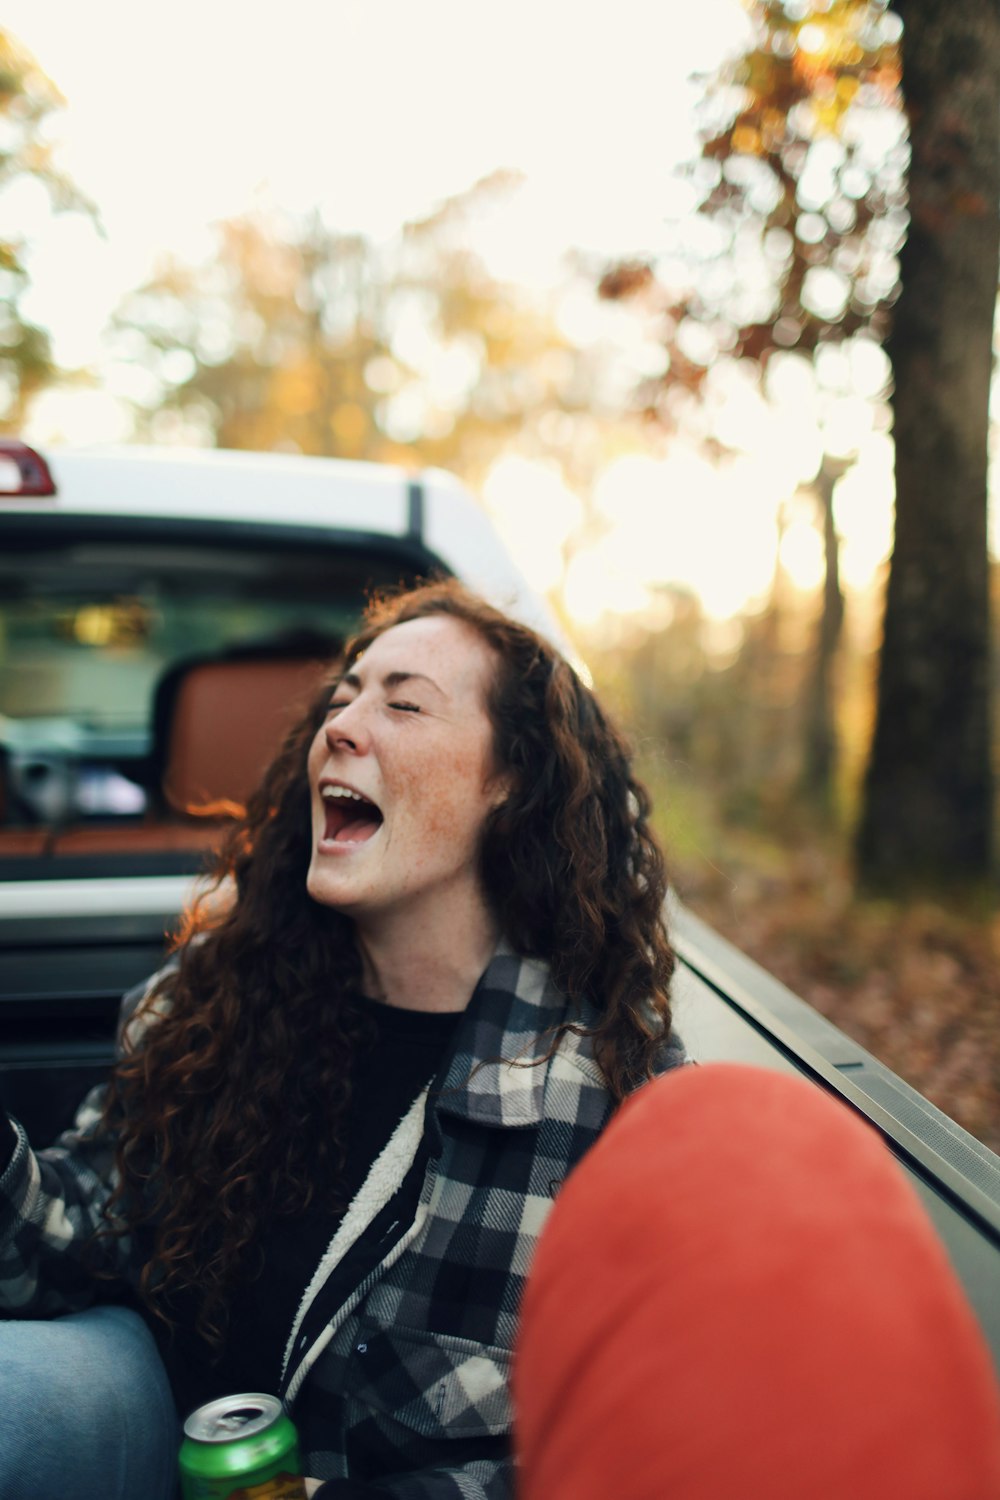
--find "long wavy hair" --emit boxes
[99,579,675,1345]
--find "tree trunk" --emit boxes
[801,460,846,815]
[856,0,999,890]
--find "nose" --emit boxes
[324,698,371,754]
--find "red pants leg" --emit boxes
[515,1063,1000,1499]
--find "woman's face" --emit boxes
[305,614,506,927]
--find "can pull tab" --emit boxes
[216,1404,267,1434]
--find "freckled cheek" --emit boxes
[393,745,493,860]
[306,730,327,787]
[305,733,330,831]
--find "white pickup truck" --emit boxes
[1,438,998,1374]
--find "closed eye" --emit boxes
[325,699,352,715]
[389,701,421,713]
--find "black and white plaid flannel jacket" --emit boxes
[0,940,685,1498]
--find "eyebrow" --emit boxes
[337,668,446,698]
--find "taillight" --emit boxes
[0,439,56,497]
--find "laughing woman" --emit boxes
[0,581,683,1500]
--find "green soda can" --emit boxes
[178,1392,307,1500]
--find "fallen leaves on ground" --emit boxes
[675,843,1000,1154]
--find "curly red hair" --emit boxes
[100,580,675,1343]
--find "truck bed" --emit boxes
[2,877,998,1370]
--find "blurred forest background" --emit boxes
[4,0,1000,1147]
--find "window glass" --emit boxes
[0,529,424,827]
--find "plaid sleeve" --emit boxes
[312,1482,386,1499]
[333,1453,510,1500]
[312,1460,510,1500]
[0,961,177,1318]
[0,1082,129,1316]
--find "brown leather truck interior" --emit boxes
[0,652,333,860]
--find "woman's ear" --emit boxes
[488,770,517,811]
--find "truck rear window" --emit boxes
[0,519,433,851]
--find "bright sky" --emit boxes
[7,0,744,359]
[5,0,903,628]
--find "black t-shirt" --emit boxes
[154,995,462,1419]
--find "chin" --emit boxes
[306,865,339,909]
[306,865,360,914]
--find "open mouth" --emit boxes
[320,784,384,845]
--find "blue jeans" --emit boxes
[0,1304,179,1500]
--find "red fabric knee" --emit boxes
[514,1063,1000,1500]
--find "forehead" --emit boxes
[357,614,497,701]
